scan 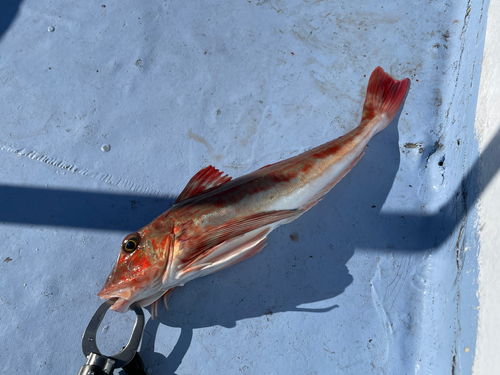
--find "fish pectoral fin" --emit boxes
[178,228,270,278]
[177,209,302,267]
[175,165,232,204]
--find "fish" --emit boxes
[98,67,410,313]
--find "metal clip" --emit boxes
[79,299,145,375]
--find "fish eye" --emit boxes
[122,233,141,253]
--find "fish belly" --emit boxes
[264,138,368,213]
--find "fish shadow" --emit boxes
[4,98,496,374]
[136,111,403,373]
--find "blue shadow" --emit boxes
[0,0,23,41]
[0,186,175,232]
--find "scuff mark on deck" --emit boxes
[1,144,166,196]
[188,129,223,162]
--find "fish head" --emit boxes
[98,223,173,312]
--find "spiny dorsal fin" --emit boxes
[175,165,232,204]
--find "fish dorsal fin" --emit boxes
[175,165,232,204]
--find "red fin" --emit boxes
[205,233,268,269]
[178,209,302,265]
[175,166,232,204]
[179,228,270,276]
[361,67,410,127]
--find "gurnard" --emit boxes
[98,67,410,313]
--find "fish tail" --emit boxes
[360,67,410,133]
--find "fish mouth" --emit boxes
[109,297,133,312]
[98,271,164,312]
[98,294,134,312]
[98,288,136,312]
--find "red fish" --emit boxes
[98,67,410,313]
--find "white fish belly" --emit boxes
[265,142,367,212]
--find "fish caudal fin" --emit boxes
[361,67,410,133]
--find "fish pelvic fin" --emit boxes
[361,67,410,133]
[175,165,232,204]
